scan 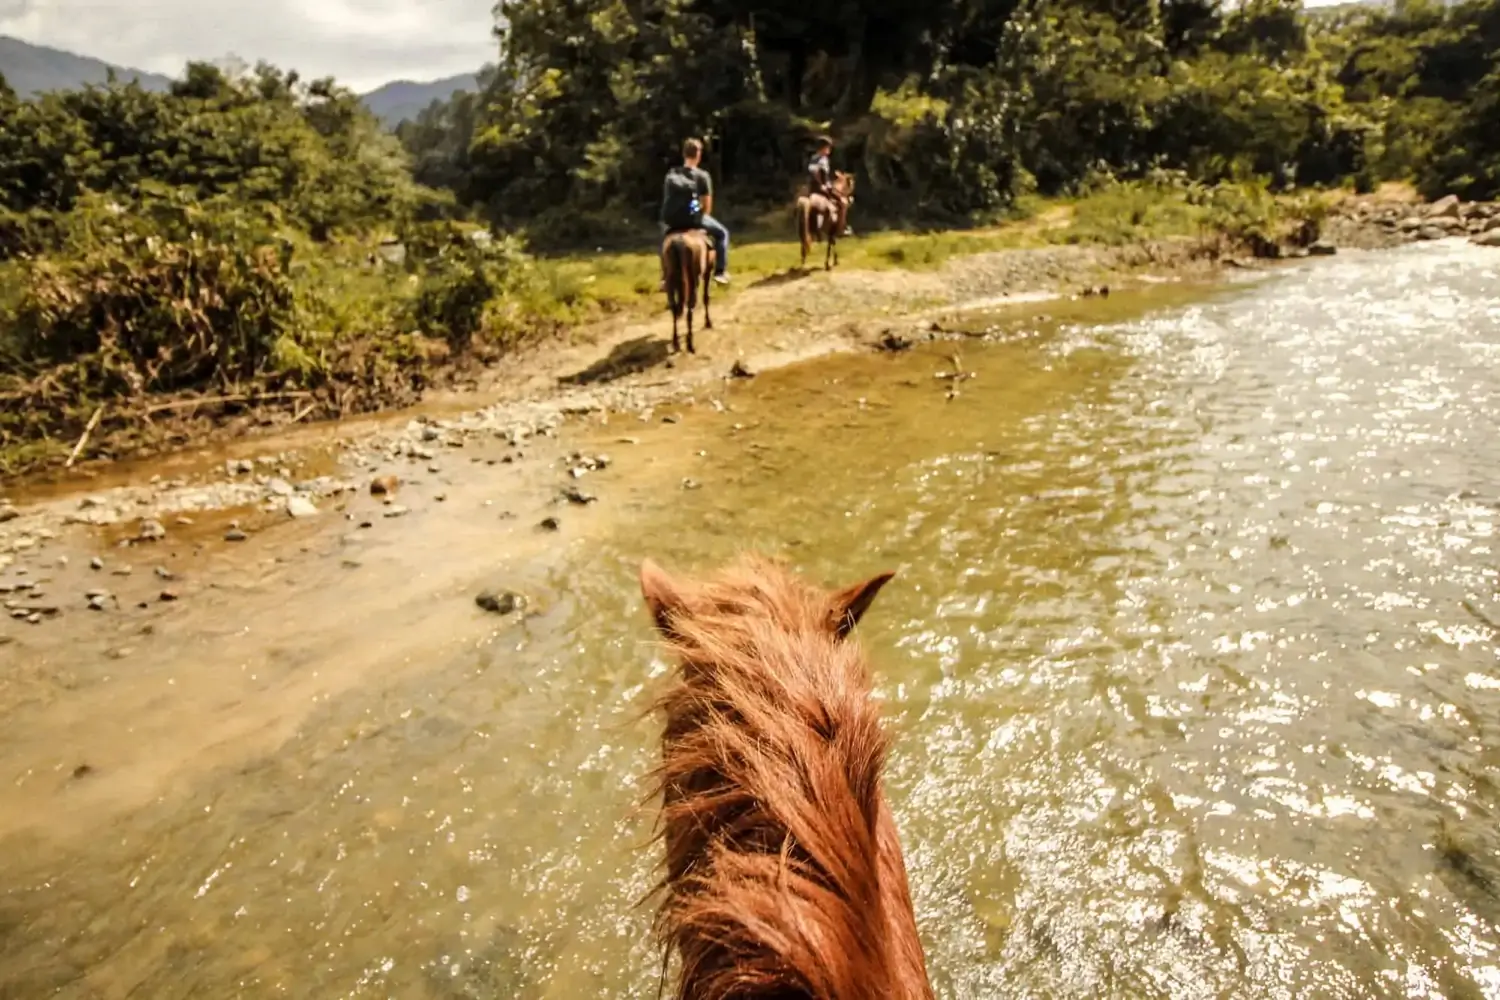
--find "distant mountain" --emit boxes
[0,35,477,129]
[361,74,479,127]
[0,34,172,97]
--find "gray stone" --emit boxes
[286,496,319,518]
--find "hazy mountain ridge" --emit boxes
[361,75,479,126]
[0,35,477,126]
[0,34,173,96]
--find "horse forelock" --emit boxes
[648,555,919,1000]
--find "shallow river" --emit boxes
[3,239,1500,999]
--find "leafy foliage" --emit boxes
[395,0,1500,232]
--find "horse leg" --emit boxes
[703,256,713,331]
[671,309,680,354]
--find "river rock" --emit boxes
[224,528,249,542]
[266,478,295,497]
[0,506,18,524]
[138,519,166,542]
[286,496,319,518]
[370,475,400,496]
[475,590,526,615]
[1429,195,1461,218]
[561,487,597,505]
[1308,241,1337,256]
[539,516,560,532]
[89,556,103,571]
[1417,225,1448,241]
[1474,229,1500,248]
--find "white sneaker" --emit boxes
[713,273,730,286]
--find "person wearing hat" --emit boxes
[806,135,852,237]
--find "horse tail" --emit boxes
[684,235,699,310]
[663,235,682,316]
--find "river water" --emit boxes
[2,239,1499,998]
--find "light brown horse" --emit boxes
[795,172,856,271]
[661,229,715,354]
[639,553,934,1000]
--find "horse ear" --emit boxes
[640,558,688,635]
[829,570,895,639]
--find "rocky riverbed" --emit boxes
[1323,192,1500,249]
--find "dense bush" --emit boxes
[397,0,1500,232]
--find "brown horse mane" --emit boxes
[640,553,932,1000]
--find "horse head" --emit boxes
[639,554,933,1000]
[834,170,857,204]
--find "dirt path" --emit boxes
[0,237,1228,844]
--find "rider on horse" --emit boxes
[659,137,730,289]
[807,135,852,237]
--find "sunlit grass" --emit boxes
[523,186,1219,315]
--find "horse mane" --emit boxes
[642,554,930,1000]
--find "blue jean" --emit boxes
[700,215,729,275]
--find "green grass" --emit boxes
[520,185,1226,317]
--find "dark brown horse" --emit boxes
[638,553,934,1000]
[661,229,715,354]
[795,172,856,271]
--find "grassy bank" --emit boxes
[528,176,1326,314]
[0,177,1335,478]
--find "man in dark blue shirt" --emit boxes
[659,137,730,286]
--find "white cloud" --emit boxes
[0,0,497,92]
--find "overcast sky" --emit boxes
[1,0,1351,94]
[0,0,499,92]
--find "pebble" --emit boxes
[159,590,179,602]
[267,478,295,497]
[286,496,319,518]
[539,516,561,532]
[383,505,411,518]
[90,556,104,571]
[475,590,526,615]
[561,487,597,505]
[154,567,175,581]
[224,529,249,542]
[138,519,167,542]
[87,593,109,611]
[683,478,702,490]
[111,566,133,576]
